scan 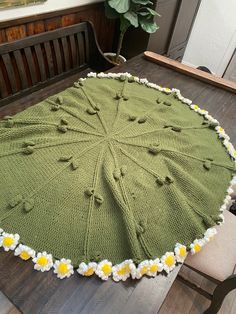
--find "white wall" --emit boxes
[0,0,103,22]
[183,0,236,76]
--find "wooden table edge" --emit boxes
[144,51,236,93]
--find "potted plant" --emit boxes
[104,0,160,65]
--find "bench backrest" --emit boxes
[0,21,110,107]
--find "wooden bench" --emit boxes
[0,21,111,114]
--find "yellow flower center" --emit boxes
[219,127,224,132]
[194,243,201,253]
[233,151,236,156]
[165,255,175,267]
[150,264,158,273]
[101,264,112,275]
[37,256,48,266]
[3,237,14,247]
[193,105,199,110]
[179,247,186,257]
[117,265,130,276]
[140,266,148,275]
[20,251,31,260]
[84,267,95,276]
[58,263,69,274]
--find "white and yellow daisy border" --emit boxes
[0,72,235,282]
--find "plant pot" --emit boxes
[104,52,126,66]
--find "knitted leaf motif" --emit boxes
[0,74,235,268]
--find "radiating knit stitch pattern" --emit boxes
[0,75,235,267]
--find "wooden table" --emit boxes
[0,54,236,314]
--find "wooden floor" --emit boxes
[1,266,236,314]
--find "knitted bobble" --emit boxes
[113,168,121,181]
[129,115,137,121]
[57,96,63,105]
[202,215,215,228]
[209,121,219,129]
[156,98,162,104]
[51,104,60,111]
[23,146,34,155]
[165,176,174,184]
[78,78,84,86]
[73,82,81,88]
[128,76,135,83]
[171,126,182,132]
[136,219,147,235]
[115,92,122,100]
[207,157,214,161]
[149,145,161,155]
[133,257,141,264]
[123,95,129,101]
[3,115,12,120]
[136,224,145,236]
[139,218,147,230]
[203,121,219,129]
[5,119,14,128]
[94,194,104,204]
[61,118,68,125]
[138,116,147,124]
[85,188,94,197]
[163,124,171,128]
[120,165,127,176]
[93,251,102,262]
[57,125,67,133]
[203,160,212,170]
[94,104,100,111]
[156,176,165,186]
[59,156,72,162]
[215,215,224,224]
[131,192,136,199]
[23,199,34,213]
[163,101,172,106]
[9,194,23,208]
[23,140,35,147]
[119,75,126,81]
[71,161,79,170]
[86,108,97,115]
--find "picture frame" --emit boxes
[0,0,46,10]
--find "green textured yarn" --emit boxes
[0,75,235,267]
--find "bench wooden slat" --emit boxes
[44,41,55,78]
[24,47,37,85]
[84,29,89,63]
[69,34,78,67]
[61,37,70,71]
[2,53,18,93]
[52,39,63,74]
[0,62,8,98]
[0,22,112,107]
[34,44,47,81]
[13,50,28,90]
[77,32,85,66]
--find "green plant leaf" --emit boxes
[140,19,159,33]
[132,0,153,4]
[138,11,150,16]
[104,1,119,19]
[124,11,139,27]
[145,7,160,16]
[108,0,130,13]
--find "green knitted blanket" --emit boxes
[0,72,235,281]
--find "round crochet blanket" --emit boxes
[0,72,235,281]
